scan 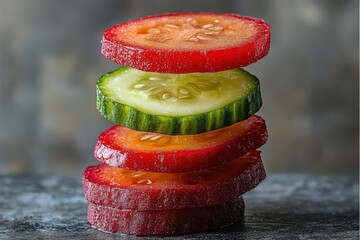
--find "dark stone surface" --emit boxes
[0,173,358,240]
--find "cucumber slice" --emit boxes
[97,67,262,135]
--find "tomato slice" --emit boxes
[87,197,244,236]
[83,150,265,210]
[101,12,270,73]
[94,115,267,172]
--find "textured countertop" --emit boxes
[0,173,358,240]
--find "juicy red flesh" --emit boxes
[87,197,244,236]
[101,13,270,73]
[83,150,265,210]
[94,115,268,173]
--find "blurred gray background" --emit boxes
[0,0,358,175]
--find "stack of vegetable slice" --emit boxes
[83,12,270,236]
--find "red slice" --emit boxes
[87,197,244,236]
[83,150,265,210]
[94,115,267,173]
[101,12,270,73]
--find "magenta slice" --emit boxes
[83,150,265,210]
[87,197,244,236]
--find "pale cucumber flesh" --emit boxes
[99,67,257,116]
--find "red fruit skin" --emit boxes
[87,197,244,236]
[94,115,268,173]
[101,12,270,73]
[83,150,265,210]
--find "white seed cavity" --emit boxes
[147,86,161,92]
[136,179,153,185]
[209,26,224,31]
[149,76,164,81]
[133,173,146,178]
[149,134,162,141]
[196,34,212,40]
[140,133,158,141]
[189,37,200,42]
[178,88,190,95]
[190,19,198,27]
[164,23,180,29]
[162,92,171,100]
[147,28,161,34]
[140,133,163,141]
[204,31,219,35]
[134,83,146,89]
[202,23,214,29]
